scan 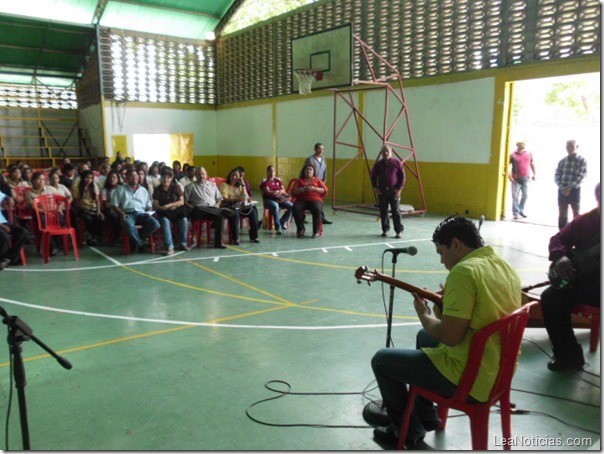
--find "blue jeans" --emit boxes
[263,199,293,230]
[123,212,160,248]
[159,215,188,249]
[371,329,461,437]
[511,177,530,215]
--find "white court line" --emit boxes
[0,296,421,331]
[322,248,328,253]
[7,238,432,272]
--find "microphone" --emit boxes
[478,214,485,231]
[385,246,418,256]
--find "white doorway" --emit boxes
[507,73,600,226]
[132,134,171,164]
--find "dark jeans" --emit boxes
[229,206,259,242]
[191,206,225,247]
[558,187,581,229]
[77,208,105,240]
[371,329,463,437]
[541,279,600,359]
[0,222,27,262]
[123,212,160,248]
[293,200,323,235]
[377,189,403,234]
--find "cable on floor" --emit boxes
[245,379,376,429]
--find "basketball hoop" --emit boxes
[294,69,322,95]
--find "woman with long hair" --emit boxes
[75,170,104,246]
[220,168,260,244]
[259,165,292,234]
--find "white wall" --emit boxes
[216,104,273,156]
[79,103,104,156]
[103,104,217,158]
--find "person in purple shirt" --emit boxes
[370,145,406,238]
[540,182,600,371]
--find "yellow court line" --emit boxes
[119,263,286,306]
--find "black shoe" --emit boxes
[374,424,426,447]
[214,244,227,249]
[381,231,387,237]
[395,233,401,239]
[548,355,585,371]
[9,257,23,266]
[363,401,391,427]
[252,238,260,243]
[322,219,333,224]
[519,212,528,218]
[421,418,442,432]
[136,245,146,253]
[0,258,10,271]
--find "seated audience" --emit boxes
[220,168,260,244]
[153,168,191,255]
[74,170,105,246]
[111,168,160,253]
[259,165,292,234]
[0,191,27,268]
[290,163,328,238]
[184,166,234,249]
[101,170,122,244]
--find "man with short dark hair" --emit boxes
[371,145,406,238]
[555,139,587,229]
[540,182,600,371]
[111,168,160,253]
[367,216,521,447]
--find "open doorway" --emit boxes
[505,73,600,226]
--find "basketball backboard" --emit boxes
[291,24,352,93]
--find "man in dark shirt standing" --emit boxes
[541,182,600,371]
[370,145,406,238]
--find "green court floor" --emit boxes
[0,210,599,450]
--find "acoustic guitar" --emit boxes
[354,266,443,310]
[547,243,600,289]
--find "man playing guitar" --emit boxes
[367,216,521,447]
[541,182,601,371]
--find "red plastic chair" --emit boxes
[573,304,600,353]
[397,302,537,450]
[191,219,214,248]
[33,194,80,263]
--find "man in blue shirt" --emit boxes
[0,192,28,268]
[111,168,160,253]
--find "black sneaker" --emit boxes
[374,424,426,448]
[0,258,10,271]
[322,219,333,224]
[547,355,585,371]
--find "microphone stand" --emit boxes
[363,249,403,423]
[0,306,72,450]
[385,250,401,348]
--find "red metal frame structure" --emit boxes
[331,34,427,216]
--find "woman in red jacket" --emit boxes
[290,163,328,238]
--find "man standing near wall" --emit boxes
[508,141,536,220]
[371,145,406,238]
[555,140,587,230]
[306,143,332,224]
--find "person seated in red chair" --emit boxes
[0,191,28,268]
[541,182,600,371]
[290,163,328,238]
[367,216,521,447]
[220,168,260,244]
[111,168,160,253]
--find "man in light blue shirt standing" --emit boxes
[111,168,160,253]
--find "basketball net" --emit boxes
[294,69,320,95]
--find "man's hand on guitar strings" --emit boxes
[413,293,431,317]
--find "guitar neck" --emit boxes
[373,273,443,309]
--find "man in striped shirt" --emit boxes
[554,140,587,230]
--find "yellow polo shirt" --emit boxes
[422,246,521,402]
